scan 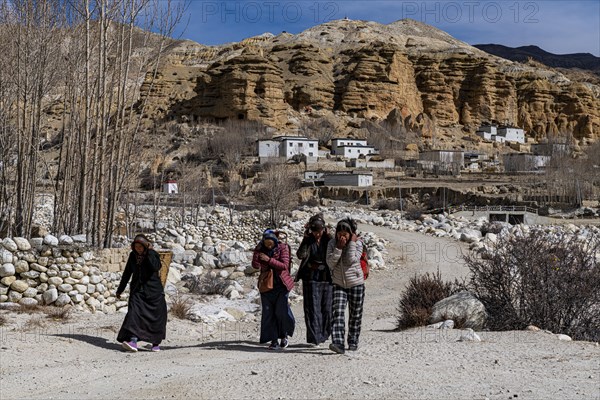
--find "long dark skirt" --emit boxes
[117,290,167,345]
[259,286,295,343]
[302,280,333,345]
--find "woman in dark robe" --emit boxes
[295,214,333,346]
[116,234,167,352]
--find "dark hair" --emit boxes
[336,217,357,235]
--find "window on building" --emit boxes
[309,152,313,156]
[309,143,314,148]
[298,143,303,147]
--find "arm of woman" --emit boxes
[342,240,362,266]
[116,253,134,295]
[251,247,264,270]
[326,239,342,269]
[296,237,311,260]
[267,243,290,271]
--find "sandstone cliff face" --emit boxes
[137,19,599,142]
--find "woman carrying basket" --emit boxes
[116,234,168,352]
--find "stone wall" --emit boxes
[0,236,127,313]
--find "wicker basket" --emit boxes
[157,251,173,287]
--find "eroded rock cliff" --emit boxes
[138,19,599,142]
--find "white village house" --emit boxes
[418,150,465,175]
[257,136,319,164]
[331,138,378,159]
[477,124,526,144]
[503,153,550,172]
[323,171,373,187]
[163,180,178,194]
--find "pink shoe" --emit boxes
[151,345,161,352]
[122,341,138,352]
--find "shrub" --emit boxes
[45,306,71,321]
[184,274,229,295]
[376,199,400,210]
[18,303,42,313]
[169,294,193,320]
[464,229,600,342]
[397,270,457,330]
[0,315,6,326]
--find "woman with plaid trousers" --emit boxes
[326,217,365,354]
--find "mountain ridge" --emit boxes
[473,44,600,73]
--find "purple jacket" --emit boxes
[252,242,294,292]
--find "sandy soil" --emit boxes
[1,226,599,400]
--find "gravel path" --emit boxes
[1,227,598,400]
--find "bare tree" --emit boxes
[300,117,335,147]
[255,164,301,228]
[1,0,188,245]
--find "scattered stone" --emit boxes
[458,328,481,342]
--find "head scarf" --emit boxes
[261,229,279,256]
[131,234,151,265]
[308,214,325,232]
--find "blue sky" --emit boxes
[175,0,600,56]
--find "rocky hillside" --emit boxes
[136,19,599,143]
[473,44,600,74]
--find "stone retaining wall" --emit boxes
[0,236,127,313]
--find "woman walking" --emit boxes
[295,214,333,346]
[253,229,295,350]
[116,234,167,352]
[326,218,365,354]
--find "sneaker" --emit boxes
[268,341,279,350]
[151,345,161,352]
[329,343,345,354]
[280,338,289,349]
[348,344,358,351]
[122,341,138,352]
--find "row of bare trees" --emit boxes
[0,0,186,246]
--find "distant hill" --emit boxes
[474,44,600,73]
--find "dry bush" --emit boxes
[464,229,600,341]
[23,316,45,331]
[18,303,42,313]
[397,271,457,330]
[45,306,71,321]
[184,274,229,296]
[376,199,401,210]
[404,203,427,220]
[169,295,193,320]
[0,315,7,326]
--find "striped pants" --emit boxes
[331,284,365,348]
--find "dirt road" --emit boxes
[1,227,598,400]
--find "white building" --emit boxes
[163,180,178,194]
[531,143,571,157]
[336,145,378,159]
[323,172,373,187]
[477,124,526,144]
[497,126,525,144]
[331,138,368,154]
[347,156,395,169]
[257,136,319,164]
[476,125,497,141]
[418,150,464,175]
[503,153,550,172]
